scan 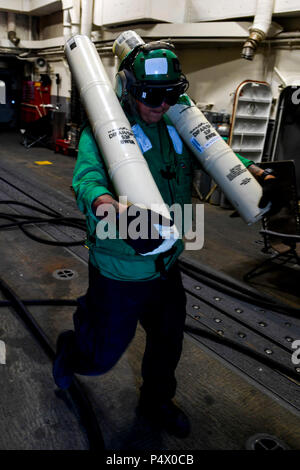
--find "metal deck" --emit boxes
[0,131,299,450]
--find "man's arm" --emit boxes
[72,127,116,220]
[235,157,281,214]
[222,138,275,182]
[92,193,127,216]
[247,163,276,182]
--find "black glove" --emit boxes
[117,205,174,255]
[258,176,286,216]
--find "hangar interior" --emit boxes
[0,0,300,451]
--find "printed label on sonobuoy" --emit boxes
[226,164,247,181]
[190,135,220,154]
[191,122,217,141]
[108,127,136,145]
[190,122,221,154]
[240,177,252,186]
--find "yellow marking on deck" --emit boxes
[34,161,53,165]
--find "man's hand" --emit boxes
[248,165,285,216]
[117,205,174,255]
[258,173,285,216]
[92,196,176,255]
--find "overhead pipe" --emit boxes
[241,0,274,60]
[62,0,81,39]
[62,0,72,39]
[63,9,72,39]
[71,0,81,35]
[81,0,94,38]
[7,12,20,46]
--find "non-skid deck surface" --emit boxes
[0,131,299,450]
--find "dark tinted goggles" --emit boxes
[133,80,189,108]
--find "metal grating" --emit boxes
[52,268,77,280]
[182,272,300,413]
[245,433,289,450]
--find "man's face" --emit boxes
[136,99,170,124]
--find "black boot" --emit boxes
[52,330,75,390]
[136,397,190,438]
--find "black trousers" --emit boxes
[71,261,187,402]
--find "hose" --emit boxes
[2,196,295,317]
[1,177,299,407]
[0,176,61,216]
[0,276,105,450]
[0,200,86,246]
[1,293,298,386]
[0,299,77,307]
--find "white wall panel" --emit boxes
[0,12,31,40]
[188,0,300,22]
[94,0,186,26]
[176,43,300,120]
[33,42,300,127]
[0,0,61,15]
[178,46,267,114]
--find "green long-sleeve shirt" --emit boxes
[72,112,253,281]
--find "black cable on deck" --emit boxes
[0,276,105,451]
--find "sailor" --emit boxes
[53,38,281,438]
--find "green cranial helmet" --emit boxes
[131,44,182,84]
[115,38,189,107]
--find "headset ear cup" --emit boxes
[114,71,127,100]
[114,69,137,101]
[123,69,136,94]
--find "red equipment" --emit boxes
[21,81,51,123]
[55,138,70,155]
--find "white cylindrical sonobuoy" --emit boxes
[112,30,145,64]
[167,94,271,225]
[64,34,171,221]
